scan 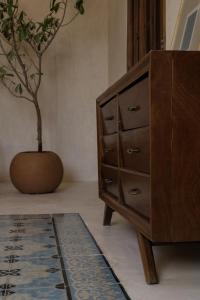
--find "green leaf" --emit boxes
[7,50,15,60]
[34,32,43,43]
[15,83,23,94]
[18,11,24,23]
[0,66,7,79]
[18,25,28,41]
[53,3,60,13]
[50,0,56,10]
[50,1,61,13]
[0,66,13,79]
[7,0,14,17]
[75,0,84,15]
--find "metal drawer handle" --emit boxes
[127,147,140,154]
[104,178,113,184]
[104,147,113,153]
[128,188,141,195]
[105,115,114,121]
[128,105,140,112]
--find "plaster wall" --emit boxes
[166,0,183,49]
[0,0,58,181]
[55,0,108,181]
[0,0,108,182]
[0,0,185,182]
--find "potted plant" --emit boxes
[0,0,84,193]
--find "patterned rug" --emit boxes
[0,214,130,300]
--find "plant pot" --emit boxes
[10,151,64,194]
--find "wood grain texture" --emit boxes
[101,98,118,135]
[127,0,166,69]
[103,134,118,166]
[101,166,119,199]
[101,192,151,238]
[120,127,150,173]
[137,232,158,284]
[97,50,200,283]
[119,77,149,130]
[150,51,173,241]
[121,171,150,218]
[151,51,200,242]
[170,52,200,241]
[97,54,150,106]
[103,205,114,226]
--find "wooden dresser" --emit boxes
[96,51,200,284]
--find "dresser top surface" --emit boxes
[97,50,200,107]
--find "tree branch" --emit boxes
[0,39,27,89]
[35,55,42,96]
[40,0,68,55]
[10,16,34,96]
[61,12,79,27]
[22,45,39,72]
[1,79,33,103]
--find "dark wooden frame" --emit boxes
[127,0,166,69]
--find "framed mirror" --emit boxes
[171,0,200,50]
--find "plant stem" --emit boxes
[0,0,79,153]
[33,98,43,152]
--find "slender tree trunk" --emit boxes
[33,98,43,152]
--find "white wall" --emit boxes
[166,0,183,49]
[55,0,108,181]
[0,1,58,181]
[0,0,109,182]
[0,0,180,182]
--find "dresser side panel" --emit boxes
[170,52,200,241]
[150,52,173,241]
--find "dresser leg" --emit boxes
[137,232,159,284]
[103,205,114,226]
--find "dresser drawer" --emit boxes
[119,78,149,130]
[121,172,150,218]
[103,134,118,166]
[102,166,119,198]
[120,127,150,173]
[102,98,117,135]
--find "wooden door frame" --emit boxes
[127,0,166,70]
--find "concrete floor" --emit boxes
[0,182,200,300]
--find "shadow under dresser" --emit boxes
[96,50,200,284]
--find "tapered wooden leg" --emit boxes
[103,205,114,226]
[137,232,159,284]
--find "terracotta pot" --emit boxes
[10,151,64,194]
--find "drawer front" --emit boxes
[121,172,150,218]
[103,134,118,166]
[102,166,119,198]
[102,98,117,135]
[119,78,149,130]
[121,127,150,173]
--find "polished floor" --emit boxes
[0,182,200,300]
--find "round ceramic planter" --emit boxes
[10,151,64,194]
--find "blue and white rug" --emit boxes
[0,214,130,300]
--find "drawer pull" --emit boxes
[128,105,140,112]
[127,147,140,154]
[104,178,113,184]
[105,115,114,121]
[128,188,141,195]
[104,147,113,153]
